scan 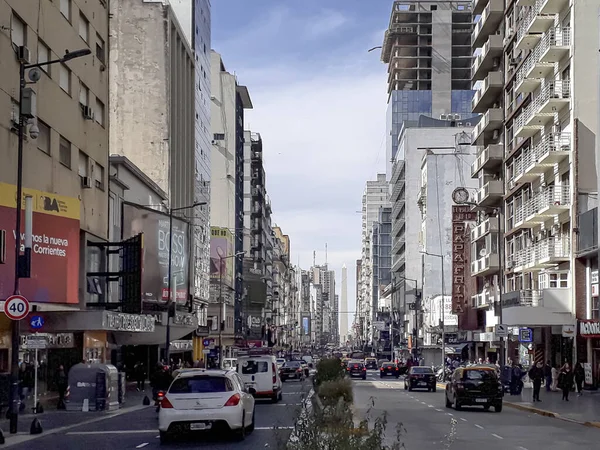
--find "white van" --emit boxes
[237,355,282,403]
[222,358,237,370]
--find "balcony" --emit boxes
[391,160,405,185]
[538,28,571,63]
[391,178,405,202]
[471,34,503,82]
[510,236,570,271]
[471,291,493,309]
[471,252,500,277]
[514,104,543,139]
[472,0,504,49]
[392,237,406,255]
[476,180,503,207]
[515,58,542,94]
[417,185,426,205]
[471,216,499,243]
[472,71,503,114]
[471,108,503,145]
[392,217,405,237]
[521,0,555,37]
[392,198,405,220]
[539,0,569,15]
[501,288,571,326]
[535,80,570,116]
[514,185,571,228]
[471,144,503,178]
[514,133,571,183]
[472,0,489,16]
[515,0,536,6]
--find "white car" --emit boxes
[276,358,286,369]
[158,369,255,443]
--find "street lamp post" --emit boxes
[164,202,206,365]
[421,251,447,367]
[9,48,92,434]
[218,251,245,368]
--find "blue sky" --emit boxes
[212,0,393,330]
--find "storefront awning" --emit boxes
[445,343,469,354]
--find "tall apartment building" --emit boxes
[300,270,312,345]
[242,131,275,345]
[381,0,476,175]
[358,174,390,346]
[340,264,349,344]
[372,207,393,351]
[311,264,336,345]
[470,0,598,370]
[273,226,292,346]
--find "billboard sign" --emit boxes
[122,203,189,304]
[0,182,80,303]
[451,206,476,314]
[210,227,234,287]
[301,314,311,336]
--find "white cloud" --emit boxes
[303,9,350,39]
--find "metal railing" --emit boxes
[509,236,570,267]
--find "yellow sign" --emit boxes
[0,182,80,221]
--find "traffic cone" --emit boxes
[143,395,150,405]
[30,418,43,435]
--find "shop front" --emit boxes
[578,319,600,388]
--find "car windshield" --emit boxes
[411,367,433,374]
[240,360,269,375]
[223,360,235,369]
[464,369,497,381]
[283,361,301,368]
[169,376,229,394]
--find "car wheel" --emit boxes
[408,386,413,392]
[494,403,503,413]
[428,388,432,392]
[362,375,367,380]
[246,408,255,433]
[281,378,286,382]
[432,387,436,393]
[445,395,452,408]
[278,390,283,401]
[404,383,408,390]
[236,413,247,441]
[159,431,170,444]
[380,375,384,379]
[272,391,279,403]
[483,405,490,411]
[454,397,461,411]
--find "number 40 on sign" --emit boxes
[3,295,31,321]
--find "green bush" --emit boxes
[318,378,353,407]
[314,358,345,387]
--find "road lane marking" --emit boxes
[517,447,529,450]
[446,413,453,416]
[435,409,443,412]
[256,426,295,430]
[460,418,467,422]
[66,430,158,435]
[491,434,503,440]
[427,405,434,408]
[475,424,483,429]
[136,444,149,449]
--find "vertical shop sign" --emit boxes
[452,206,476,314]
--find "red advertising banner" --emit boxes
[452,206,477,314]
[0,183,80,303]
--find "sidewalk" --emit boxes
[505,387,600,427]
[0,383,151,443]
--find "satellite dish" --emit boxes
[479,248,487,257]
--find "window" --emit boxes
[95,34,105,64]
[38,41,50,74]
[11,14,26,48]
[539,272,569,289]
[79,83,89,106]
[60,0,71,21]
[240,360,268,375]
[168,376,230,394]
[94,162,104,190]
[79,13,89,42]
[78,151,88,177]
[59,64,71,94]
[95,98,105,126]
[59,136,71,168]
[37,121,50,155]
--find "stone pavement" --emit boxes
[0,383,151,443]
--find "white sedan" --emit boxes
[158,369,255,443]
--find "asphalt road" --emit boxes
[352,370,600,450]
[5,380,312,450]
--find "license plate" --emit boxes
[475,398,488,403]
[190,422,211,431]
[418,382,426,386]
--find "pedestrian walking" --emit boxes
[551,364,559,391]
[544,360,552,392]
[56,365,68,410]
[134,361,146,391]
[528,361,544,402]
[559,363,574,401]
[574,362,585,396]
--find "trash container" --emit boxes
[65,363,120,411]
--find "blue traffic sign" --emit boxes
[30,316,44,330]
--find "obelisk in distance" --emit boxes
[340,264,348,345]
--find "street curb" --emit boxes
[583,421,600,429]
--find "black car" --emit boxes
[445,366,503,412]
[404,366,436,392]
[380,362,400,378]
[365,358,378,370]
[346,361,367,380]
[279,361,305,382]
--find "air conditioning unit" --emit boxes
[17,46,30,64]
[440,114,447,120]
[453,114,461,120]
[81,176,93,189]
[82,105,94,120]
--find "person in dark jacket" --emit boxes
[559,363,574,401]
[56,365,68,409]
[134,362,146,391]
[528,362,544,402]
[544,360,552,392]
[574,362,585,396]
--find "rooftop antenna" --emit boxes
[325,243,328,265]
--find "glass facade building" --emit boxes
[371,206,393,317]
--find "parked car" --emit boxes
[276,358,286,370]
[158,369,255,443]
[279,361,305,382]
[445,365,503,412]
[380,362,400,378]
[346,360,367,380]
[404,366,436,392]
[237,355,282,403]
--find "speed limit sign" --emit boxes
[3,295,30,321]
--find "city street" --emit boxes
[352,370,600,450]
[4,380,311,449]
